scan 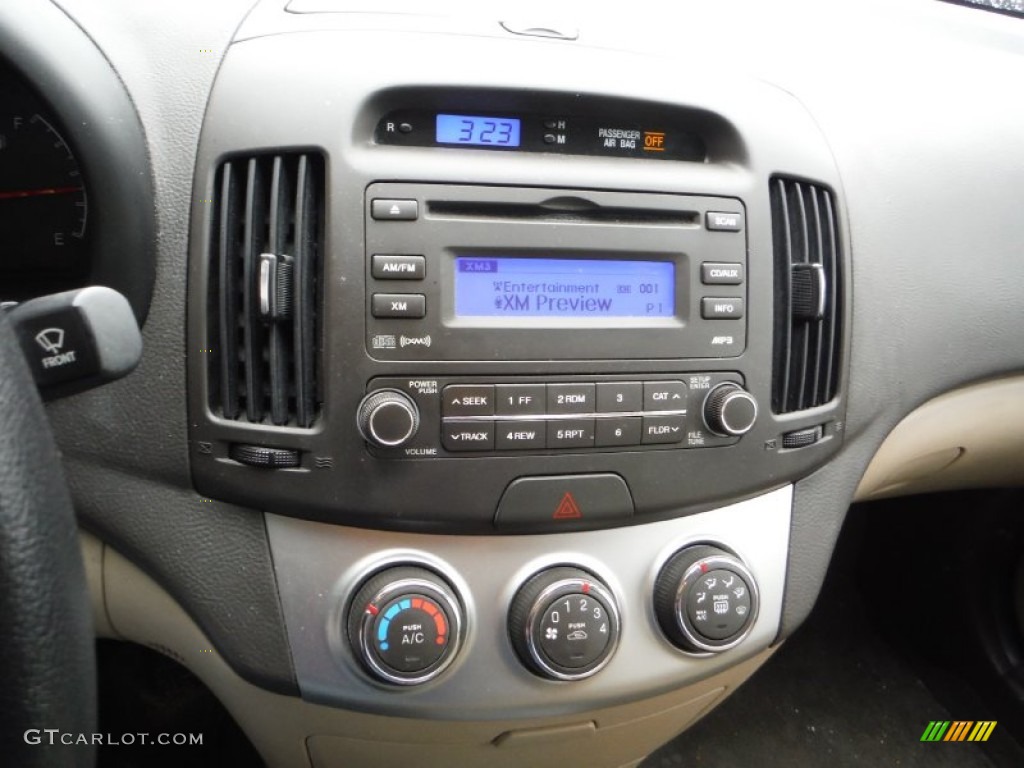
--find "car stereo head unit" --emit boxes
[365,183,747,361]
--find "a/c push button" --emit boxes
[495,474,634,528]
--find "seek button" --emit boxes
[442,385,494,416]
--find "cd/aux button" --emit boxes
[442,420,495,452]
[700,262,744,285]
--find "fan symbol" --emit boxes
[545,627,558,640]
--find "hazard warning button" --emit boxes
[494,474,634,529]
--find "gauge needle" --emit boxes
[0,185,82,200]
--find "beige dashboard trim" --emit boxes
[80,532,774,768]
[856,375,1024,501]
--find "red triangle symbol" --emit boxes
[552,492,583,520]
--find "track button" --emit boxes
[441,420,494,452]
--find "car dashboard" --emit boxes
[2,1,1023,766]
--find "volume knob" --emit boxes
[357,389,420,448]
[702,383,758,437]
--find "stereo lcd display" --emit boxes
[436,114,521,147]
[454,257,675,319]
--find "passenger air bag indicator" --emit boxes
[643,131,665,152]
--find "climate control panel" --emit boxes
[340,546,759,688]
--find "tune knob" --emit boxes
[702,383,758,436]
[653,545,759,653]
[356,389,420,448]
[508,567,621,681]
[347,566,464,685]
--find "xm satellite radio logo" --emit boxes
[920,720,997,742]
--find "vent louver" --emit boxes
[770,177,842,414]
[209,152,323,427]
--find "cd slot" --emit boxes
[427,199,699,227]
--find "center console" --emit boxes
[183,14,849,748]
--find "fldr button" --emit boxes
[495,474,635,528]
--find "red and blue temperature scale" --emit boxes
[371,595,448,651]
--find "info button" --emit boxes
[495,474,635,529]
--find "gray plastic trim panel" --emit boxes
[266,484,791,720]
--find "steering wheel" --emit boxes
[0,313,96,766]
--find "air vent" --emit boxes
[209,152,323,427]
[770,177,842,414]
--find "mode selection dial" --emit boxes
[347,566,463,686]
[356,389,420,448]
[653,545,758,653]
[508,567,620,681]
[702,383,758,437]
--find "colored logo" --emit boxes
[920,721,996,742]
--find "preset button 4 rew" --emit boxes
[496,421,546,450]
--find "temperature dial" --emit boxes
[356,389,420,448]
[653,545,759,653]
[347,566,463,685]
[508,567,620,681]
